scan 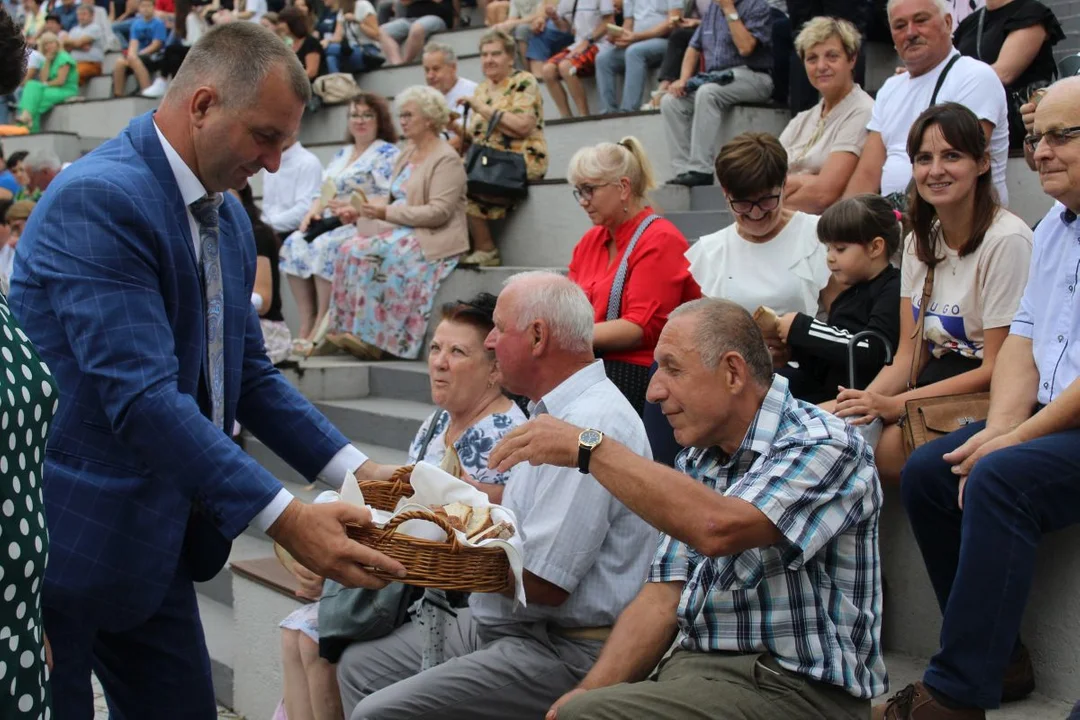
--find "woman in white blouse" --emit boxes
[686,132,835,367]
[780,17,874,215]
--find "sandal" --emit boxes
[291,338,314,357]
[336,333,386,361]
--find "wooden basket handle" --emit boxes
[388,465,414,491]
[378,509,463,552]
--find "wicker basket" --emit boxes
[346,510,511,593]
[358,465,414,512]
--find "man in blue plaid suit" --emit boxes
[491,297,887,719]
[8,22,406,719]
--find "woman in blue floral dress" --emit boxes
[278,92,400,354]
[326,86,468,361]
[277,293,526,720]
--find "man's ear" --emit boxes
[530,319,548,357]
[190,87,216,125]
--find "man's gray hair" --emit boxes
[504,271,594,354]
[422,41,457,64]
[886,0,950,20]
[166,22,311,108]
[670,298,773,386]
[24,149,60,171]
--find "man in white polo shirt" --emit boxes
[422,41,477,150]
[844,0,1008,207]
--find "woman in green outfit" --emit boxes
[0,291,56,717]
[17,31,79,133]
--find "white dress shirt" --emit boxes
[469,361,657,628]
[261,141,324,234]
[152,120,368,531]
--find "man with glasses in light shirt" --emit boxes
[877,76,1080,720]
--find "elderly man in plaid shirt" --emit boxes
[491,297,887,719]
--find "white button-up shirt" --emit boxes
[152,119,367,530]
[1010,203,1080,405]
[260,141,324,234]
[469,361,657,628]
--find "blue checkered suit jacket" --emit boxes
[8,112,352,630]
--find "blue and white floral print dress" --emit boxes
[278,139,400,281]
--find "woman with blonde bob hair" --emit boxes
[325,85,469,361]
[567,136,700,418]
[781,17,874,214]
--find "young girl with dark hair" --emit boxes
[776,193,902,404]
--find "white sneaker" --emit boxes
[141,77,168,99]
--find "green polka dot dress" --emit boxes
[0,293,55,719]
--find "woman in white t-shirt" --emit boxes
[686,132,834,368]
[831,102,1032,484]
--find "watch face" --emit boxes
[580,429,602,447]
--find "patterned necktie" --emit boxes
[189,195,225,431]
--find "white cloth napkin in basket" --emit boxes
[338,461,527,607]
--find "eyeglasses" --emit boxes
[727,193,782,216]
[350,112,377,122]
[572,183,616,203]
[1024,125,1080,154]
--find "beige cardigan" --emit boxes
[383,140,469,262]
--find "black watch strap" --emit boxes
[577,444,591,474]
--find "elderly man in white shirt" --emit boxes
[422,41,477,150]
[336,271,658,720]
[875,77,1080,719]
[260,135,323,236]
[843,0,1009,208]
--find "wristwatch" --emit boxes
[727,10,741,22]
[577,428,604,474]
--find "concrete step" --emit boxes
[313,396,437,450]
[42,95,157,136]
[429,25,490,58]
[292,101,791,179]
[278,355,372,401]
[0,131,84,162]
[81,73,136,101]
[665,209,733,241]
[367,360,433,404]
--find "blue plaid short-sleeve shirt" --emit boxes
[649,375,887,699]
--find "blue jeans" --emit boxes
[113,17,133,45]
[901,421,1080,708]
[325,42,370,74]
[594,37,668,113]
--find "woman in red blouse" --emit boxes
[566,136,701,417]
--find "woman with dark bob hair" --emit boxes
[828,102,1033,484]
[278,91,401,355]
[685,131,834,369]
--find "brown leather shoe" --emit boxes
[1001,643,1036,702]
[871,682,985,720]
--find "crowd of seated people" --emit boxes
[8,0,1080,715]
[258,70,1080,720]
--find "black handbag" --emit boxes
[463,109,529,205]
[303,215,343,242]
